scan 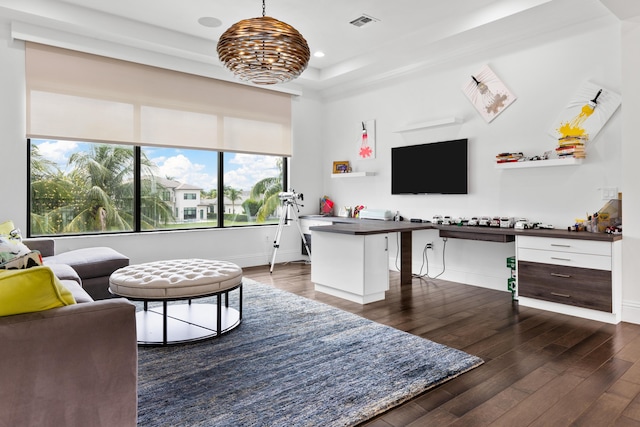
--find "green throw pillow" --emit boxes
[1,251,43,270]
[0,266,76,316]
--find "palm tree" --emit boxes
[30,144,58,180]
[62,144,174,233]
[224,186,243,214]
[139,176,175,229]
[64,145,135,232]
[250,159,284,223]
[30,144,74,234]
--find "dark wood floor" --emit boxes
[243,262,640,427]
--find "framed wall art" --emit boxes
[332,161,351,174]
[549,81,621,141]
[358,119,376,159]
[462,64,517,123]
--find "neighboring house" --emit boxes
[151,177,249,222]
[150,177,206,222]
[205,191,251,216]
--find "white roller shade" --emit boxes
[26,42,292,156]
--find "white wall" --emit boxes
[322,23,623,292]
[620,19,640,322]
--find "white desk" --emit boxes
[306,217,623,323]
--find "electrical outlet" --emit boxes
[426,242,433,250]
[601,187,618,200]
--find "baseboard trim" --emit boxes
[622,300,640,325]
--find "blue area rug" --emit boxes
[137,279,483,426]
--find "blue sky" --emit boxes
[33,139,280,193]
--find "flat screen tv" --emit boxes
[391,138,468,194]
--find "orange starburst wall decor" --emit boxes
[359,119,376,159]
[462,64,516,123]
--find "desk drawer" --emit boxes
[518,261,612,312]
[517,236,611,256]
[517,248,611,271]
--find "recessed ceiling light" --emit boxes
[198,17,222,28]
[314,51,325,58]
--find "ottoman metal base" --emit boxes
[135,284,242,346]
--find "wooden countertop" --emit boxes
[304,216,622,242]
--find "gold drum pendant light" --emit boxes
[217,0,310,85]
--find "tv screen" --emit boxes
[391,139,468,194]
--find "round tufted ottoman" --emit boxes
[109,259,243,345]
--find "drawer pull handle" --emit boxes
[550,244,571,248]
[550,257,571,262]
[550,273,571,278]
[551,292,571,298]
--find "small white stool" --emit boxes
[109,259,243,345]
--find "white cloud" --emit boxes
[34,140,80,169]
[156,154,217,191]
[224,154,279,191]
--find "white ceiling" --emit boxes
[0,0,628,95]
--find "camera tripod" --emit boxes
[270,193,311,274]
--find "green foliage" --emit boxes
[249,158,284,222]
[242,199,262,217]
[30,143,174,235]
[224,213,248,223]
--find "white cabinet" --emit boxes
[516,235,622,324]
[311,231,389,304]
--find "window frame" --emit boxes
[27,138,288,237]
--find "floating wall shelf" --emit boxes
[496,158,583,169]
[331,172,375,178]
[393,117,463,133]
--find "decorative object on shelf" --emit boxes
[496,151,553,165]
[216,0,310,85]
[338,206,352,218]
[358,119,376,159]
[495,152,524,164]
[556,136,586,159]
[352,205,366,218]
[549,81,621,141]
[462,64,516,123]
[332,160,351,174]
[320,196,334,216]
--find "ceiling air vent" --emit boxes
[349,14,380,28]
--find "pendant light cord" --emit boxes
[262,0,266,17]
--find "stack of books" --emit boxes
[556,136,586,159]
[495,152,524,164]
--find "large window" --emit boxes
[29,139,285,236]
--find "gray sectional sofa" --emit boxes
[25,238,130,300]
[0,239,138,426]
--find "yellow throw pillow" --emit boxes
[0,266,76,316]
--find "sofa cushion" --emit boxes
[60,279,93,304]
[0,266,76,316]
[45,247,129,280]
[46,263,82,286]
